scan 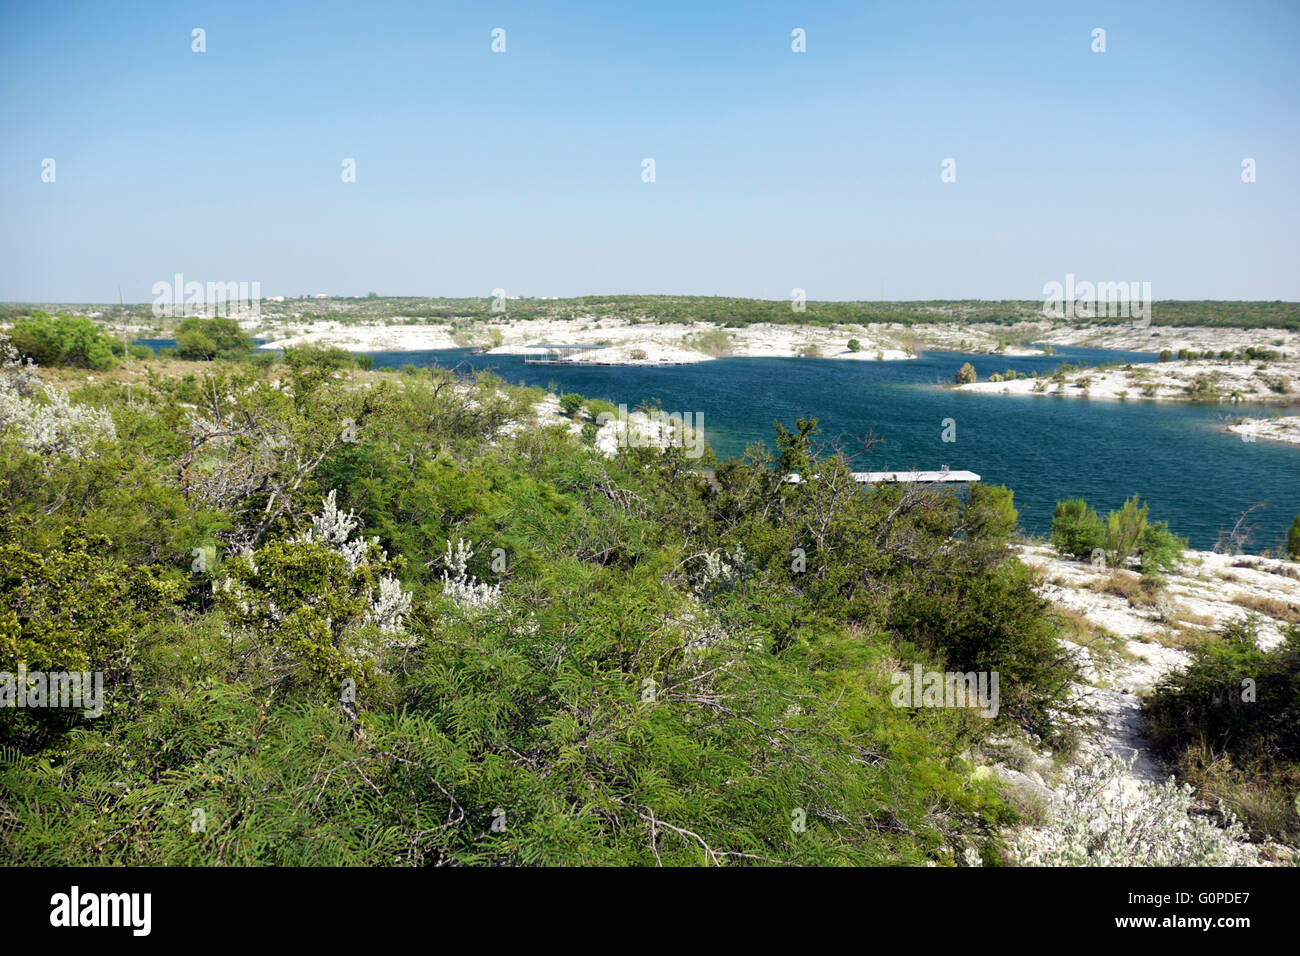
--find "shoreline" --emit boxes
[247,316,1063,365]
[199,312,1300,368]
[1226,415,1300,445]
[954,358,1300,406]
[256,319,931,364]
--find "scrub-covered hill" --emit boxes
[1,334,1292,865]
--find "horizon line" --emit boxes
[4,295,1300,308]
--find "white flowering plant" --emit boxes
[0,334,39,395]
[700,545,747,597]
[216,491,413,690]
[437,538,501,613]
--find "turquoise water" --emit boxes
[134,339,1299,551]
[369,345,1300,553]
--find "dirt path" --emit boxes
[1014,544,1300,861]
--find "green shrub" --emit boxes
[558,393,585,418]
[1105,495,1148,568]
[1053,496,1176,572]
[888,558,1077,737]
[967,483,1018,547]
[586,397,618,420]
[3,367,1076,865]
[684,328,734,357]
[1145,620,1300,841]
[8,312,117,370]
[216,537,387,693]
[1288,515,1300,559]
[1050,499,1106,560]
[1138,520,1186,574]
[0,517,178,675]
[283,344,358,371]
[954,362,977,385]
[0,516,180,748]
[174,317,254,360]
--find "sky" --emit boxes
[1,0,1298,303]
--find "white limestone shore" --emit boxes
[1227,415,1300,445]
[255,316,1062,365]
[955,359,1300,404]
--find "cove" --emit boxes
[364,345,1300,554]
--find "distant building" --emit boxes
[314,294,331,299]
[266,295,285,303]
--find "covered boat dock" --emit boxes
[522,343,611,364]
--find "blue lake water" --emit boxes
[137,339,1300,551]
[375,346,1300,553]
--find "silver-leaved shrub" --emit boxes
[0,336,115,459]
[1013,753,1247,866]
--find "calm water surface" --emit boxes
[373,346,1300,552]
[138,339,1300,551]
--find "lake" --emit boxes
[372,345,1300,553]
[137,339,1300,551]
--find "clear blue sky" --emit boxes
[1,0,1297,302]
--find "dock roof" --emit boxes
[785,470,980,484]
[523,343,609,350]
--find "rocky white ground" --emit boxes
[260,317,924,363]
[508,343,710,366]
[58,297,1300,370]
[1228,415,1300,445]
[250,313,1298,372]
[247,314,1064,365]
[501,393,698,458]
[1000,543,1300,864]
[956,358,1300,404]
[1033,323,1300,355]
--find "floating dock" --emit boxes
[785,469,980,485]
